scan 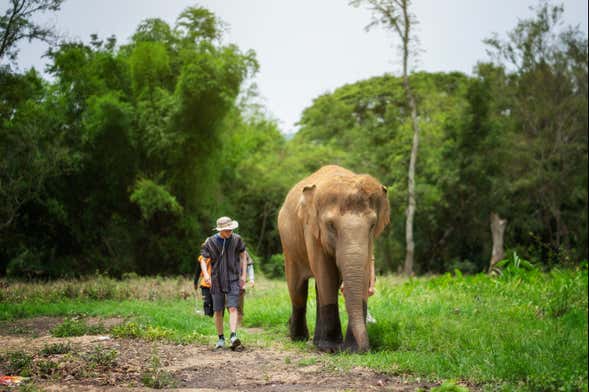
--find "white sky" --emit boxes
[10,0,589,135]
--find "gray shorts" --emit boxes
[212,291,240,312]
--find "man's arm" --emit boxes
[200,257,211,286]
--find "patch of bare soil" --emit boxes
[0,317,439,391]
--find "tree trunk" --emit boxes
[403,102,419,276]
[401,0,419,277]
[489,212,507,273]
[255,202,269,256]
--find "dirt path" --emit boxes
[0,317,435,391]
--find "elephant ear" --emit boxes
[296,184,320,239]
[374,185,390,238]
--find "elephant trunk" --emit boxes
[338,240,370,352]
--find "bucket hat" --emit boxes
[214,216,239,231]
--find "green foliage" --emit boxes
[40,342,73,356]
[0,351,34,376]
[140,350,176,389]
[130,179,182,220]
[0,5,257,278]
[0,0,65,62]
[50,318,106,337]
[84,345,118,368]
[493,251,537,280]
[111,321,143,339]
[261,254,285,278]
[430,381,469,392]
[128,41,171,96]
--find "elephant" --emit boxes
[278,165,390,352]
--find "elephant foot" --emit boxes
[313,304,343,350]
[289,306,309,341]
[315,340,342,353]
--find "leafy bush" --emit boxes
[50,318,106,337]
[0,351,33,376]
[492,251,537,280]
[35,359,58,377]
[6,248,47,279]
[40,342,73,356]
[261,254,285,278]
[447,259,479,275]
[111,321,143,339]
[130,178,182,220]
[84,346,118,368]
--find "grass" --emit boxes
[1,268,587,391]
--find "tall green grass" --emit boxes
[1,269,587,391]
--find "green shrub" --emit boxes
[130,178,182,220]
[35,359,58,377]
[51,318,87,337]
[493,251,537,280]
[0,351,33,376]
[84,346,118,368]
[111,321,143,338]
[261,254,285,278]
[40,342,72,356]
[50,318,106,337]
[141,352,176,389]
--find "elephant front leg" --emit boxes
[314,294,342,352]
[313,261,343,352]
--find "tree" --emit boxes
[0,0,64,62]
[350,0,421,275]
[485,1,588,265]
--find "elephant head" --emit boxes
[297,173,390,352]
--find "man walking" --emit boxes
[200,216,247,351]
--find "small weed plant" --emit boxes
[0,351,33,376]
[50,318,106,337]
[40,342,73,356]
[84,346,118,369]
[140,351,176,389]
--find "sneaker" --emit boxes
[230,335,242,351]
[215,338,225,349]
[366,311,377,324]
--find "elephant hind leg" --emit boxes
[289,303,309,341]
[287,271,310,341]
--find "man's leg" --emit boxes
[237,289,245,327]
[228,306,242,350]
[214,310,224,335]
[212,292,226,349]
[228,306,238,333]
[226,291,243,350]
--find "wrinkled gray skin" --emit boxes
[278,165,390,352]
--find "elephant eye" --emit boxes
[327,221,336,232]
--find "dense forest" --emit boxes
[1,2,587,278]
